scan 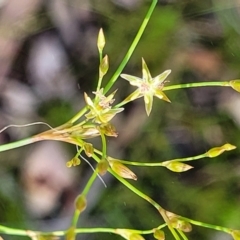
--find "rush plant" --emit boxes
[0,0,240,239]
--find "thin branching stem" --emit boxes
[108,168,181,240]
[103,0,158,94]
[0,223,168,238]
[177,230,189,240]
[163,81,229,91]
[71,171,98,228]
[93,148,206,166]
[180,217,231,234]
[100,132,107,159]
[68,107,88,125]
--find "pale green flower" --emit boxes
[121,58,171,116]
[84,89,124,124]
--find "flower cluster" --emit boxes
[84,89,124,124]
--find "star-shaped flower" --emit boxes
[120,58,171,116]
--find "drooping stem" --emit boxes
[109,168,181,240]
[93,148,206,167]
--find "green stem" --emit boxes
[163,81,229,91]
[103,0,158,94]
[167,154,206,162]
[71,210,81,230]
[177,230,188,240]
[0,225,30,236]
[96,76,103,94]
[180,217,231,234]
[109,153,206,167]
[108,169,181,240]
[71,171,98,227]
[0,224,167,237]
[82,171,98,196]
[100,132,107,159]
[68,107,88,125]
[99,50,103,63]
[0,137,36,152]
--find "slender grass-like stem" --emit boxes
[163,81,229,91]
[177,230,189,240]
[0,225,31,236]
[114,154,206,167]
[96,76,103,94]
[71,209,81,230]
[100,132,107,159]
[82,171,98,196]
[180,217,231,234]
[91,149,206,167]
[71,171,98,228]
[68,107,88,125]
[103,0,158,94]
[1,216,233,238]
[0,137,36,152]
[108,168,181,240]
[0,223,167,238]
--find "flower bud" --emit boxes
[75,195,87,213]
[66,157,81,168]
[97,28,105,52]
[65,227,75,240]
[66,160,73,168]
[162,161,193,172]
[153,229,165,240]
[73,157,81,166]
[99,123,118,137]
[165,211,192,232]
[129,233,145,240]
[99,55,109,78]
[115,229,144,240]
[84,92,94,107]
[175,220,192,232]
[109,159,137,180]
[206,143,236,158]
[165,210,178,219]
[97,159,109,176]
[71,125,100,139]
[231,230,240,240]
[229,80,240,92]
[83,143,94,157]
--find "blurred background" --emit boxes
[0,0,240,239]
